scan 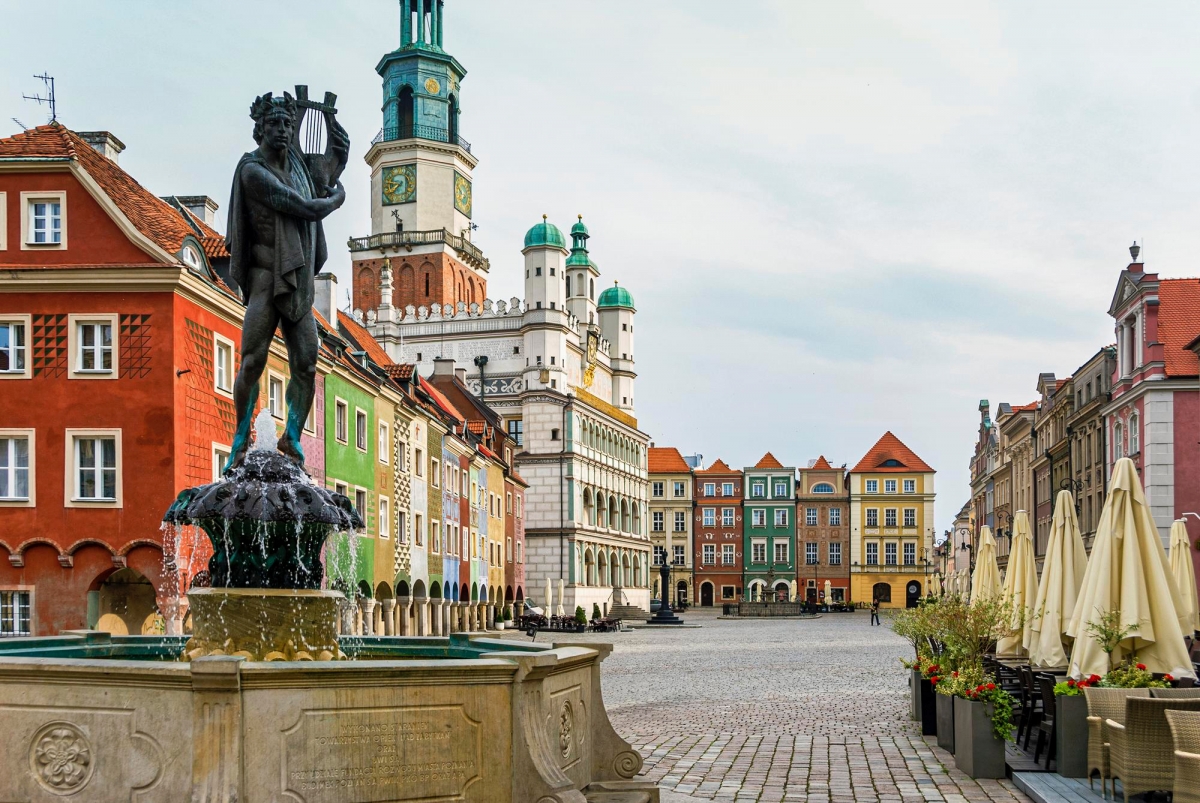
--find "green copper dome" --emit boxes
[524,216,567,250]
[598,282,635,309]
[570,216,589,236]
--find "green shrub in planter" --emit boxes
[592,603,602,621]
[502,605,512,622]
[574,606,587,626]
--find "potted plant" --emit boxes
[891,600,944,727]
[954,678,1015,779]
[1053,674,1100,777]
[574,605,588,632]
[592,603,602,621]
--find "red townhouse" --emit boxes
[692,459,743,606]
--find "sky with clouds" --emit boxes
[5,0,1200,536]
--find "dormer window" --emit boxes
[181,245,201,269]
[21,191,67,249]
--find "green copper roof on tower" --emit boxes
[566,214,592,266]
[524,214,567,250]
[598,281,635,309]
[570,214,589,237]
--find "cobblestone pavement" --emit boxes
[499,608,1030,803]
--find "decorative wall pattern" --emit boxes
[119,314,153,378]
[31,314,67,378]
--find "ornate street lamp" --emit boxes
[1060,477,1084,516]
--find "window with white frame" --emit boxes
[865,479,878,493]
[214,336,233,394]
[884,508,897,527]
[673,545,685,565]
[517,540,523,563]
[355,489,368,529]
[378,497,390,539]
[774,481,787,497]
[774,508,788,527]
[335,400,348,443]
[0,318,29,377]
[75,319,114,374]
[903,542,916,565]
[722,508,735,527]
[334,481,348,497]
[652,511,664,532]
[751,482,764,498]
[884,479,897,494]
[430,519,439,553]
[1114,422,1123,459]
[751,509,765,527]
[903,508,916,527]
[866,542,878,565]
[674,511,686,532]
[828,542,842,565]
[415,448,424,477]
[378,422,389,463]
[0,433,32,502]
[866,508,878,527]
[811,483,835,493]
[903,479,916,494]
[1130,413,1140,454]
[414,514,424,545]
[806,542,818,564]
[72,433,118,502]
[704,482,715,497]
[355,409,367,451]
[0,591,32,637]
[506,492,512,514]
[26,197,62,244]
[506,536,512,562]
[702,543,715,564]
[673,481,685,498]
[773,541,788,564]
[751,540,766,564]
[653,545,666,565]
[397,510,406,543]
[722,482,734,496]
[652,481,663,497]
[268,375,284,418]
[829,508,841,526]
[722,544,735,564]
[212,444,230,481]
[702,508,716,527]
[806,507,817,526]
[884,542,897,565]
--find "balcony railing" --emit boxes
[347,228,488,270]
[371,125,472,153]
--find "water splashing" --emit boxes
[251,408,278,453]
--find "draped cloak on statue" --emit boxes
[225,146,328,323]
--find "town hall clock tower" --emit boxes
[349,0,487,315]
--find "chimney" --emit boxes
[314,272,338,324]
[76,131,125,163]
[175,196,220,227]
[455,367,468,384]
[432,357,456,378]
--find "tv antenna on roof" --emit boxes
[22,73,56,123]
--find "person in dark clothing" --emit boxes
[870,598,881,626]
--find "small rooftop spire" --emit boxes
[1130,241,1141,262]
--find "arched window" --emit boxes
[590,279,595,299]
[1114,423,1124,459]
[447,93,459,143]
[811,483,835,494]
[1129,412,1139,455]
[565,275,572,297]
[398,86,415,137]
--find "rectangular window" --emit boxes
[212,444,230,481]
[903,542,916,565]
[653,545,666,565]
[722,508,735,527]
[673,545,685,565]
[378,423,389,464]
[673,481,685,498]
[334,482,348,497]
[702,544,715,564]
[721,585,736,600]
[268,375,284,419]
[884,479,897,494]
[506,537,512,562]
[702,508,716,527]
[355,489,368,529]
[752,509,765,527]
[903,479,916,494]
[828,542,842,565]
[335,400,348,443]
[0,591,32,636]
[829,508,841,526]
[516,496,523,518]
[398,511,407,543]
[355,409,367,451]
[722,482,734,497]
[866,479,878,493]
[28,199,62,244]
[652,481,664,497]
[722,544,735,565]
[507,418,523,446]
[752,541,766,564]
[806,507,817,526]
[76,321,113,373]
[885,542,897,565]
[903,508,916,527]
[379,497,390,539]
[214,336,233,394]
[774,508,788,527]
[74,435,117,501]
[397,441,407,471]
[430,520,439,553]
[774,541,788,564]
[0,320,28,375]
[704,482,715,497]
[806,542,818,565]
[774,481,787,497]
[884,508,897,527]
[415,448,424,477]
[431,458,439,487]
[866,542,878,565]
[506,492,512,514]
[866,508,878,527]
[674,511,686,532]
[751,483,764,498]
[652,511,664,532]
[0,435,31,501]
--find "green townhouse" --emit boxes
[742,452,797,601]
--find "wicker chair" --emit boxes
[1167,710,1200,803]
[1105,697,1200,802]
[1083,687,1151,797]
[1153,688,1200,698]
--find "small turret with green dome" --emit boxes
[566,214,593,268]
[523,214,567,251]
[598,280,635,310]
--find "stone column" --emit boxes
[338,598,357,636]
[359,598,376,636]
[418,600,431,636]
[380,599,396,636]
[487,602,496,629]
[480,602,490,630]
[445,602,455,635]
[395,596,411,636]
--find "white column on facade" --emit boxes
[380,599,395,636]
[359,599,376,636]
[420,601,432,636]
[396,597,411,636]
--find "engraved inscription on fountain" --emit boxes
[283,706,481,802]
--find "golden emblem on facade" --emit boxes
[424,77,441,94]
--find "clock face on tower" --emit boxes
[424,77,441,95]
[453,171,472,218]
[381,164,417,205]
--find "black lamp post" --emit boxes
[1060,477,1084,516]
[648,560,684,624]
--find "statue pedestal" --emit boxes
[186,588,344,661]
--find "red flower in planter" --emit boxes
[930,676,939,685]
[1067,679,1077,688]
[1089,674,1102,684]
[928,664,940,674]
[1165,674,1175,682]
[952,671,959,678]
[986,683,996,691]
[1136,663,1147,671]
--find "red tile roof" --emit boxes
[850,432,934,474]
[466,421,487,435]
[811,456,833,470]
[1011,401,1039,412]
[753,452,785,469]
[696,458,740,475]
[418,375,465,423]
[337,310,393,367]
[1160,278,1200,377]
[385,364,415,381]
[648,447,691,473]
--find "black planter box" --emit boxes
[954,698,1006,779]
[911,669,922,721]
[920,678,937,736]
[1056,694,1088,778]
[936,693,955,753]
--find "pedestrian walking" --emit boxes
[869,598,881,626]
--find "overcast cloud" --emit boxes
[5,1,1200,535]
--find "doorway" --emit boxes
[906,581,922,608]
[700,582,714,607]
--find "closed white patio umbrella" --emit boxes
[1067,458,1194,679]
[824,579,832,604]
[545,576,554,617]
[997,511,1038,656]
[1169,520,1199,635]
[557,578,566,617]
[1028,491,1088,668]
[971,526,1002,604]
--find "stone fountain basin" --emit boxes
[0,632,656,803]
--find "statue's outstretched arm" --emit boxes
[241,162,345,221]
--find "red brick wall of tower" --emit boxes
[352,252,487,313]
